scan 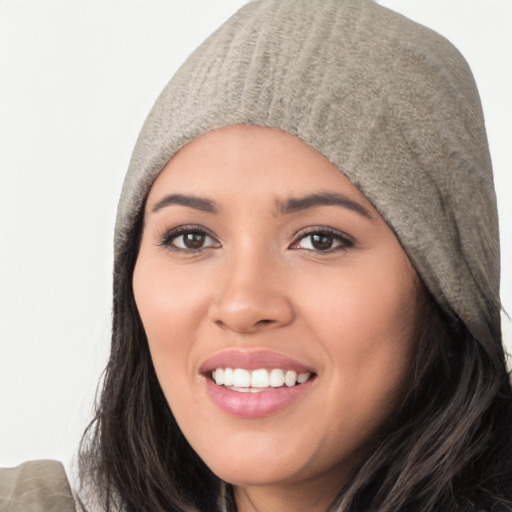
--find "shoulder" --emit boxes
[0,459,85,512]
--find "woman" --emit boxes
[75,0,512,511]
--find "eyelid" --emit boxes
[157,224,221,252]
[289,226,354,251]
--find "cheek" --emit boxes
[296,252,418,412]
[299,258,416,349]
[133,258,224,460]
[132,255,207,386]
[133,246,213,333]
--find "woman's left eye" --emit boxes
[291,230,353,252]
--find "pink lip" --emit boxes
[204,378,314,418]
[200,349,313,374]
[200,350,316,418]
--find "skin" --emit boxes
[133,125,419,512]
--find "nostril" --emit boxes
[213,317,276,332]
[208,295,294,333]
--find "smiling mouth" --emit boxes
[211,368,313,393]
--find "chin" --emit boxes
[208,459,304,487]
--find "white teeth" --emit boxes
[269,369,285,387]
[212,368,312,389]
[297,372,310,384]
[224,368,234,386]
[285,370,297,387]
[251,369,270,388]
[230,386,268,393]
[233,368,251,387]
[214,368,224,385]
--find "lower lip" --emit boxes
[204,377,313,418]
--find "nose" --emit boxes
[208,252,294,334]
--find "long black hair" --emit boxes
[79,206,512,512]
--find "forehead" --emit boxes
[146,125,377,216]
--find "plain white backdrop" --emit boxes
[1,0,511,479]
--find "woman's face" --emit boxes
[133,125,419,504]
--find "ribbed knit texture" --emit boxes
[115,0,500,343]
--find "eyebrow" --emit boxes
[277,192,373,219]
[152,194,220,214]
[150,191,372,219]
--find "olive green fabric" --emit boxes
[115,0,500,343]
[0,460,79,512]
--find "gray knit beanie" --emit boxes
[115,0,500,344]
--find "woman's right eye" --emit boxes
[159,228,221,252]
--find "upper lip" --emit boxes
[200,349,315,375]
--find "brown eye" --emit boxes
[180,232,206,249]
[160,228,220,252]
[310,233,334,250]
[292,229,353,252]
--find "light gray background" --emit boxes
[1,0,511,478]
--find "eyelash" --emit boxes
[158,225,220,253]
[290,227,354,253]
[158,226,354,254]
